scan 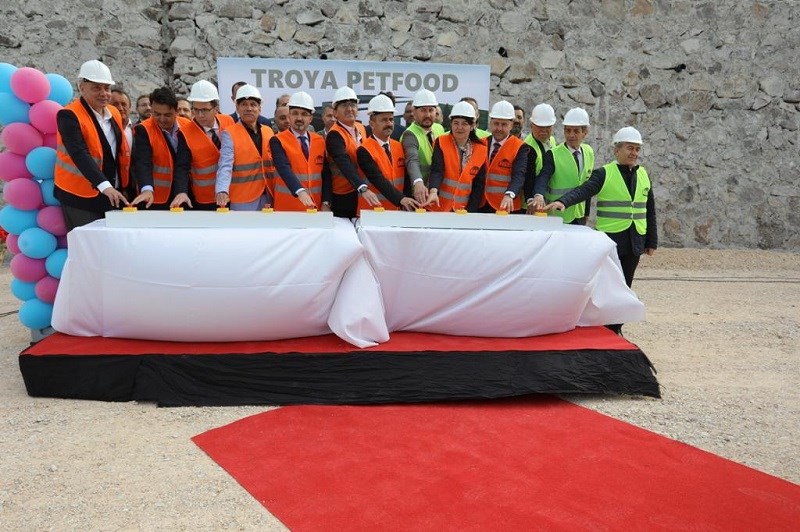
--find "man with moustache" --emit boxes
[54,60,132,230]
[356,94,419,212]
[135,94,151,123]
[269,91,329,211]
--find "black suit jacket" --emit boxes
[131,123,191,207]
[54,97,130,212]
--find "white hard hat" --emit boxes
[367,94,395,115]
[288,91,315,112]
[612,126,643,145]
[530,103,556,126]
[333,86,358,105]
[78,60,114,85]
[187,80,220,102]
[489,100,515,120]
[449,101,476,120]
[235,84,262,101]
[563,107,590,126]
[412,89,438,107]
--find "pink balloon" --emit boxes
[37,205,67,236]
[35,276,61,304]
[3,177,43,210]
[10,253,47,283]
[6,233,21,254]
[0,152,33,182]
[29,100,62,135]
[43,133,58,149]
[1,122,43,156]
[10,67,51,104]
[56,234,68,249]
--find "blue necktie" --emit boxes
[298,135,309,160]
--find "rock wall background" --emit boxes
[2,0,798,249]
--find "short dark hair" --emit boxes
[379,91,396,105]
[231,81,247,96]
[322,103,334,112]
[275,94,290,107]
[149,87,178,109]
[459,96,478,106]
[111,88,130,105]
[136,94,149,105]
[177,96,189,105]
[513,105,525,113]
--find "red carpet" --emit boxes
[193,397,800,531]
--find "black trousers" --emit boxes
[332,191,358,219]
[607,251,641,334]
[61,205,105,232]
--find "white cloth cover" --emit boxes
[52,218,388,347]
[357,223,645,337]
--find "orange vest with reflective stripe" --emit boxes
[216,113,234,129]
[358,137,405,212]
[139,117,191,204]
[328,121,367,195]
[484,136,524,211]
[54,100,130,198]
[273,129,325,211]
[179,119,227,204]
[429,135,487,212]
[227,122,274,204]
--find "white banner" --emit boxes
[217,57,490,124]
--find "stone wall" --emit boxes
[2,0,798,249]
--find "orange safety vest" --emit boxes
[358,137,405,212]
[54,100,130,198]
[429,135,487,212]
[227,121,275,204]
[138,116,191,204]
[216,113,234,129]
[273,129,325,211]
[179,118,228,204]
[484,136,524,211]
[327,121,367,195]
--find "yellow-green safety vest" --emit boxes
[545,143,594,223]
[595,163,650,235]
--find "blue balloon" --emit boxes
[11,278,38,301]
[45,248,68,279]
[40,179,61,206]
[19,298,54,330]
[0,205,39,235]
[26,146,57,180]
[0,92,31,125]
[0,62,17,93]
[46,73,74,106]
[18,227,58,259]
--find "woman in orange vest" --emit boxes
[325,86,381,218]
[355,94,419,212]
[214,84,276,210]
[269,91,329,211]
[425,102,488,212]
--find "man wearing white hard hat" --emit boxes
[533,107,595,224]
[356,95,420,212]
[400,89,446,205]
[269,91,329,211]
[546,127,657,331]
[215,84,276,210]
[480,100,530,213]
[228,81,271,127]
[523,103,557,213]
[325,86,380,217]
[54,60,133,230]
[175,80,235,209]
[425,101,488,212]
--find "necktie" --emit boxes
[299,135,309,160]
[573,149,581,171]
[209,129,221,149]
[490,142,500,162]
[383,142,392,162]
[426,131,434,147]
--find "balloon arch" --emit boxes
[0,63,73,331]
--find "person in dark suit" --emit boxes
[130,87,192,209]
[228,81,272,127]
[53,60,133,231]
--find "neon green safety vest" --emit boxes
[475,128,492,139]
[545,143,594,223]
[523,134,557,175]
[401,122,445,182]
[595,163,650,235]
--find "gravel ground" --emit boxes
[0,248,798,530]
